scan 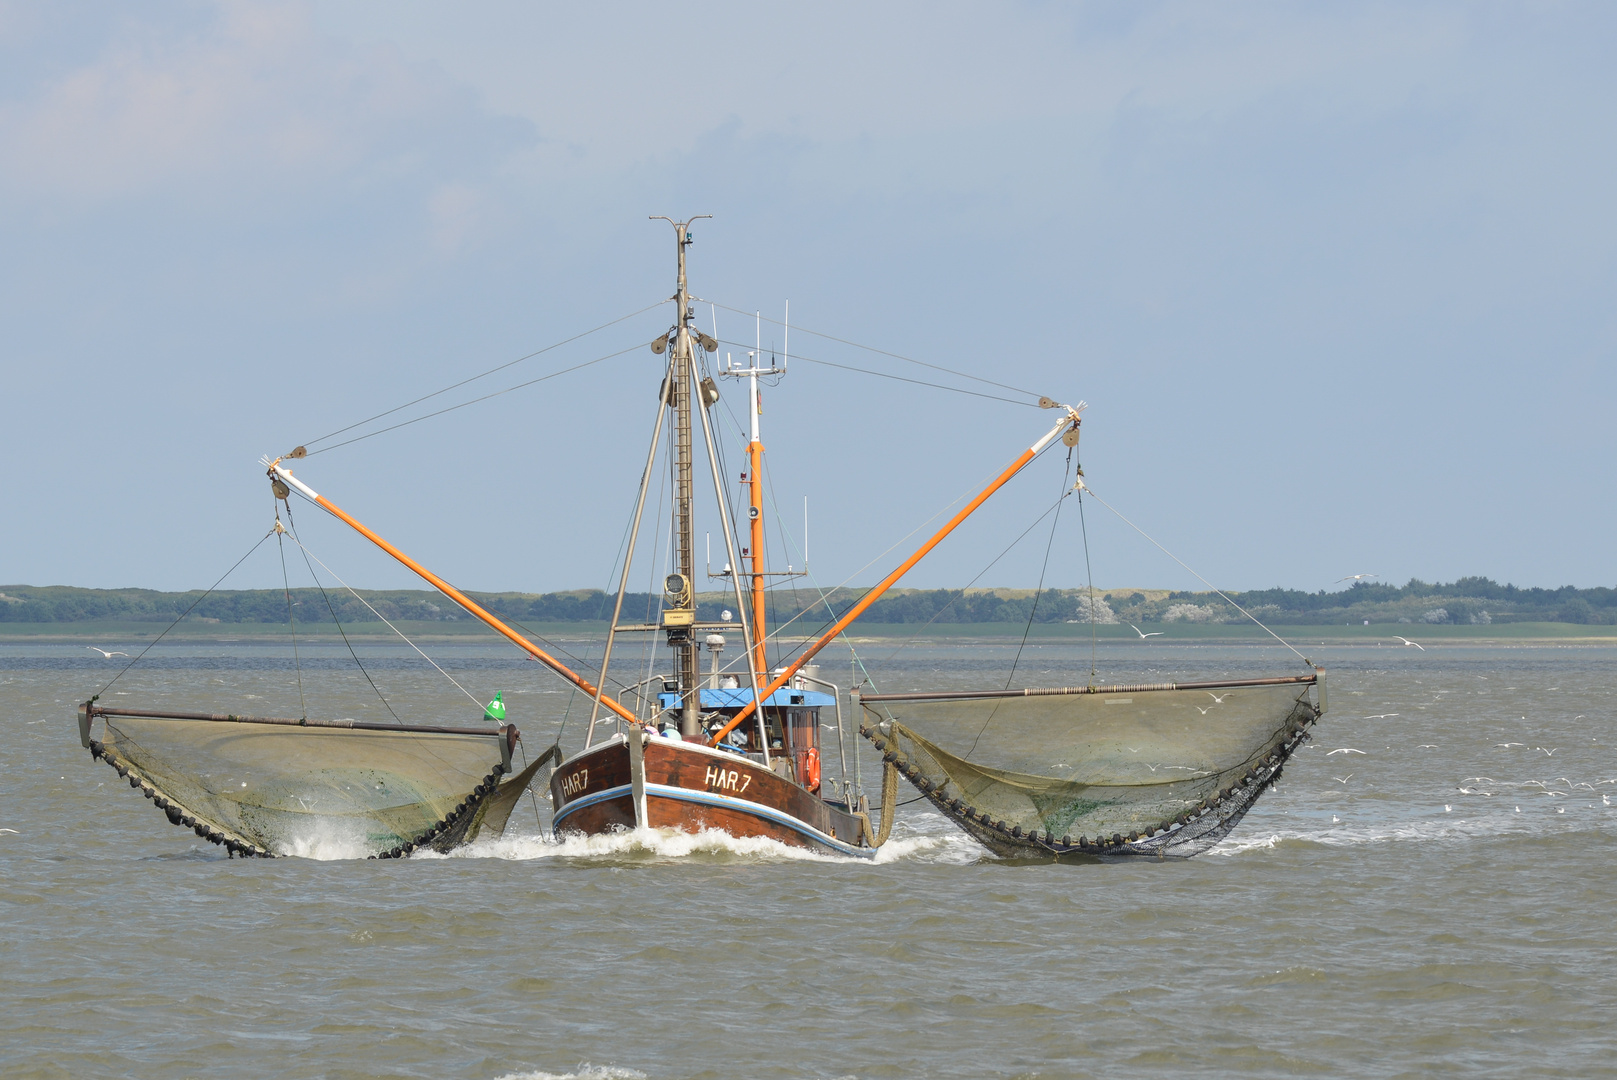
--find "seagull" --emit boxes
[1336,573,1378,583]
[1333,774,1354,784]
[1129,624,1164,639]
[1327,748,1367,756]
[1194,705,1213,715]
[85,646,130,658]
[1363,713,1400,719]
[1206,691,1231,703]
[1538,748,1558,756]
[1394,637,1424,650]
[1494,742,1524,748]
[1416,744,1438,749]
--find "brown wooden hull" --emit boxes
[549,733,872,857]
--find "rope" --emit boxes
[744,436,1067,668]
[961,458,1072,761]
[306,342,646,456]
[705,300,1042,400]
[712,336,1034,408]
[96,528,278,698]
[1078,482,1313,668]
[301,299,670,451]
[288,536,487,711]
[283,503,403,724]
[1001,453,1070,690]
[274,518,308,720]
[1076,478,1098,684]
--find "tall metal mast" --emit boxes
[653,216,710,737]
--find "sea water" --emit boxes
[2,638,1614,1078]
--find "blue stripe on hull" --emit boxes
[552,782,873,859]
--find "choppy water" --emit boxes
[3,638,1615,1078]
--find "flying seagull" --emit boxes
[1206,691,1232,703]
[1336,573,1379,583]
[1333,774,1354,784]
[85,646,129,658]
[1128,624,1163,639]
[1395,637,1425,650]
[1327,748,1367,756]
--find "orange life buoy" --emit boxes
[802,747,821,792]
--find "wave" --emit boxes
[420,811,991,866]
[1215,802,1616,855]
[496,1067,647,1080]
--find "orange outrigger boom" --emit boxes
[263,458,640,725]
[705,402,1083,748]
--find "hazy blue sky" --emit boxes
[3,2,1613,598]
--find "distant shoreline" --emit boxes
[5,620,1612,645]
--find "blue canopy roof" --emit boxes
[656,686,835,711]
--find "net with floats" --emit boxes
[857,671,1325,858]
[79,703,519,859]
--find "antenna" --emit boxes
[804,495,809,568]
[784,300,789,373]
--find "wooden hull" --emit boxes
[549,732,873,858]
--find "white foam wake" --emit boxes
[414,813,991,866]
[496,1066,646,1080]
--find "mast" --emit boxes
[747,358,768,677]
[719,335,788,684]
[653,216,710,738]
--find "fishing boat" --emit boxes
[78,216,1325,860]
[261,218,1089,859]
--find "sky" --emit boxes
[2,1,1614,599]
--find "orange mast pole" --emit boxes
[266,460,640,725]
[748,437,767,677]
[706,405,1081,747]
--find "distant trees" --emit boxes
[2,576,1615,625]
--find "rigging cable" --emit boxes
[282,500,403,724]
[748,436,1068,656]
[964,454,1073,760]
[870,487,1071,670]
[95,527,279,699]
[306,342,648,456]
[300,299,671,452]
[1076,475,1099,685]
[276,482,635,695]
[1078,482,1314,668]
[705,300,1042,400]
[287,535,487,711]
[712,337,1034,408]
[274,506,309,720]
[1000,451,1072,692]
